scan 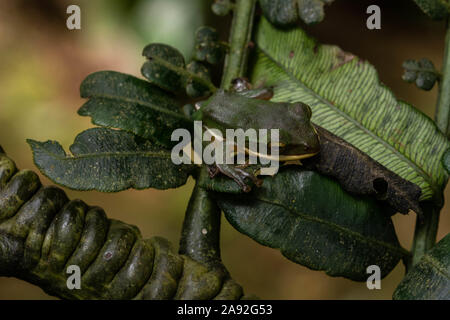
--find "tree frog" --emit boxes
[193,80,320,192]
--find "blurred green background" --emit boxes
[0,0,449,299]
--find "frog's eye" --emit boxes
[291,102,312,119]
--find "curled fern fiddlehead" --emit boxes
[0,147,248,300]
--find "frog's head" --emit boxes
[276,102,320,161]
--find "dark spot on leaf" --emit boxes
[289,51,295,58]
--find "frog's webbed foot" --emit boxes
[211,164,262,192]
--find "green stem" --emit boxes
[410,19,450,267]
[180,0,257,263]
[411,202,440,267]
[436,20,450,137]
[179,173,222,268]
[179,0,257,275]
[221,0,256,89]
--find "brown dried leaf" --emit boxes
[303,126,423,215]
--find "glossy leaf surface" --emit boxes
[213,168,407,281]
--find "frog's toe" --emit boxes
[207,165,220,178]
[229,173,252,192]
[234,167,263,189]
[214,164,262,192]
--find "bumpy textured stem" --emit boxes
[436,20,450,137]
[411,19,450,267]
[0,148,245,299]
[221,0,256,89]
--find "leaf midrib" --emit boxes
[85,92,190,122]
[41,149,173,161]
[423,254,450,281]
[256,46,438,196]
[144,55,217,92]
[256,195,409,257]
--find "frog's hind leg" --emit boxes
[215,164,262,192]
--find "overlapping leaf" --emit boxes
[250,18,450,203]
[193,27,225,65]
[27,128,194,192]
[393,233,450,300]
[78,71,191,148]
[259,0,334,26]
[141,43,216,97]
[212,167,407,281]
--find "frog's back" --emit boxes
[203,90,312,132]
[203,90,287,131]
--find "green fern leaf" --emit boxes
[250,18,450,203]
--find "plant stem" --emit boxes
[221,0,256,89]
[179,172,223,268]
[436,20,450,137]
[410,19,450,267]
[411,202,440,266]
[180,1,257,263]
[180,0,257,274]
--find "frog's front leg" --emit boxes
[208,163,262,192]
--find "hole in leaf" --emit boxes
[373,178,388,197]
